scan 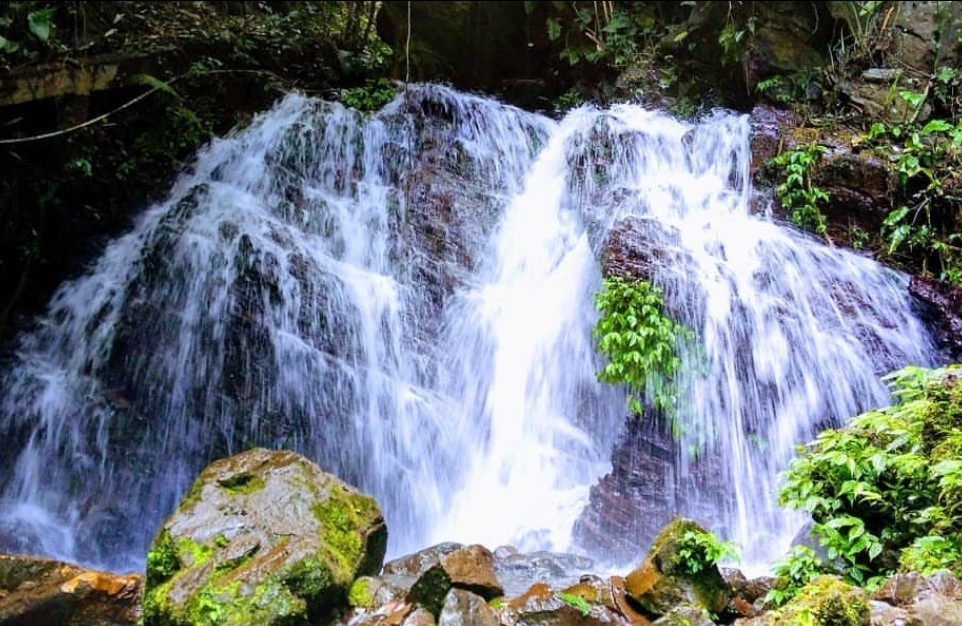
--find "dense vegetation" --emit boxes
[767,364,962,603]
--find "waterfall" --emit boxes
[0,85,939,574]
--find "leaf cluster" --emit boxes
[340,78,398,114]
[0,1,57,67]
[777,364,962,594]
[763,545,832,607]
[674,528,739,575]
[866,116,962,282]
[769,142,830,235]
[592,275,693,415]
[528,1,662,68]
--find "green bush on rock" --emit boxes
[777,364,962,593]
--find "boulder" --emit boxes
[360,542,503,617]
[142,447,387,625]
[767,575,869,626]
[622,517,731,618]
[0,553,141,626]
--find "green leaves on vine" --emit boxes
[592,275,693,416]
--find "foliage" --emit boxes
[769,142,830,235]
[778,364,962,587]
[764,545,832,607]
[865,117,962,282]
[0,1,58,68]
[674,528,739,575]
[558,592,591,616]
[592,275,694,415]
[717,14,756,68]
[340,78,398,113]
[527,1,662,68]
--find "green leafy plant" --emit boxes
[592,275,694,415]
[900,534,962,575]
[866,117,962,282]
[674,528,739,575]
[769,142,830,235]
[0,2,56,62]
[558,592,591,616]
[340,78,397,113]
[778,364,962,586]
[531,1,657,67]
[718,15,756,67]
[763,545,830,607]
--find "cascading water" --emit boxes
[0,85,940,575]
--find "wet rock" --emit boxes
[749,106,799,178]
[0,553,141,626]
[375,543,503,617]
[909,275,962,360]
[623,517,731,618]
[722,568,771,618]
[504,581,630,626]
[651,605,715,626]
[573,416,717,568]
[493,550,596,598]
[438,588,499,626]
[142,448,387,625]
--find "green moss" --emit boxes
[177,536,216,569]
[283,557,333,600]
[347,577,375,608]
[146,529,181,587]
[407,564,452,617]
[774,575,869,626]
[179,478,205,512]
[217,472,267,495]
[183,577,308,626]
[311,485,379,579]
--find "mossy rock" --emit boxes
[772,575,869,626]
[623,516,731,617]
[142,448,387,626]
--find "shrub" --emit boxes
[778,364,962,586]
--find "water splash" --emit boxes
[0,86,938,575]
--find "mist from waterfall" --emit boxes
[0,85,938,574]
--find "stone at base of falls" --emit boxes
[734,575,870,626]
[0,554,142,625]
[142,447,387,626]
[347,542,503,619]
[623,517,731,619]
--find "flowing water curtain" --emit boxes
[560,104,940,569]
[0,85,566,570]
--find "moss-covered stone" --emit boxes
[218,472,267,495]
[142,448,388,626]
[623,516,731,617]
[772,575,869,626]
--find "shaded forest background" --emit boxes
[2,0,962,343]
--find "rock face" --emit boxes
[622,517,731,619]
[910,275,962,360]
[0,554,142,626]
[142,447,387,626]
